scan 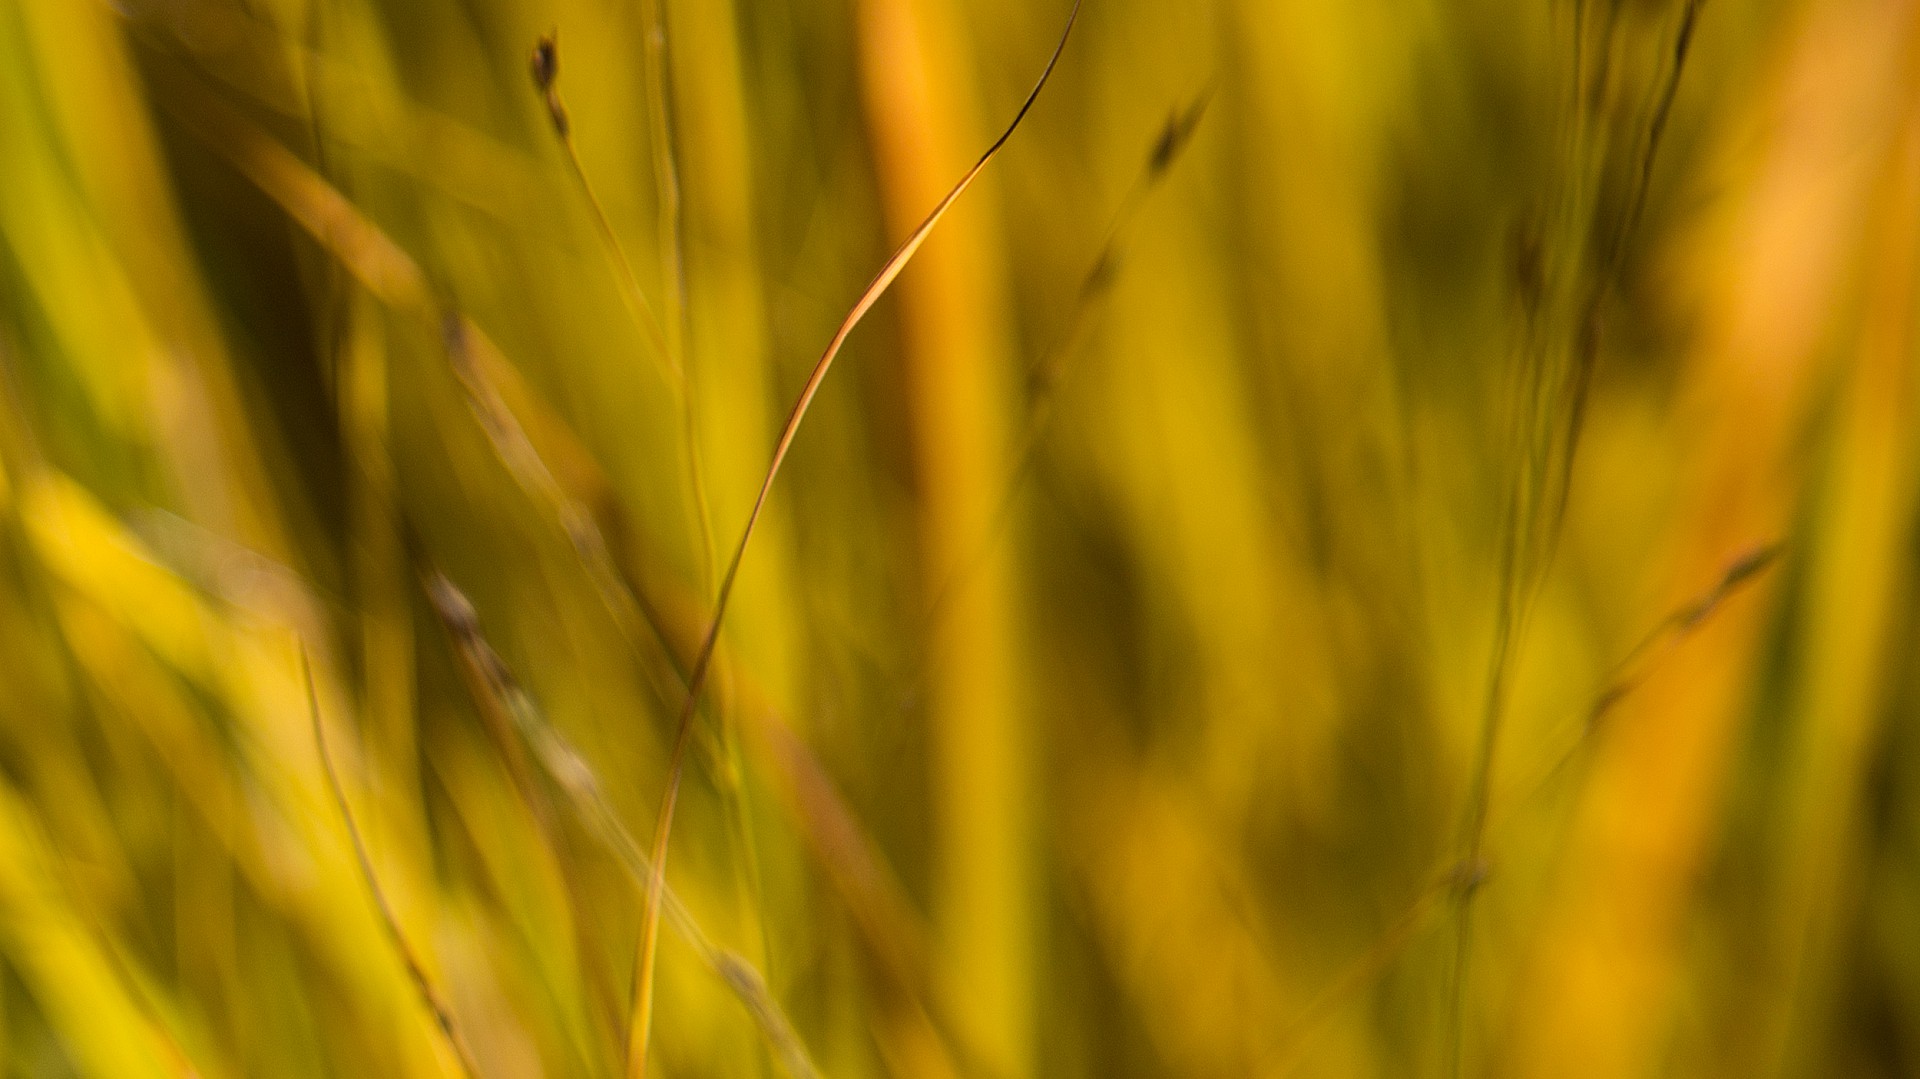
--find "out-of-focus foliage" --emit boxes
[1,0,1917,1075]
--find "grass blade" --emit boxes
[626,3,1083,1074]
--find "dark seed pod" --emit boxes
[530,35,559,91]
[529,35,570,137]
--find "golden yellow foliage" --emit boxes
[0,0,1916,1076]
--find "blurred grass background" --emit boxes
[1,0,1918,1075]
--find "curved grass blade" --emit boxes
[626,4,1084,1074]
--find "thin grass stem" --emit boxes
[302,650,483,1079]
[626,5,1083,1073]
